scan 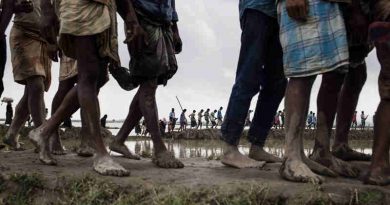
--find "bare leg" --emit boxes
[365,42,390,186]
[249,145,282,163]
[280,77,333,184]
[332,64,371,161]
[139,80,183,168]
[49,77,76,155]
[365,100,390,185]
[310,72,359,178]
[109,91,142,160]
[29,36,129,176]
[3,87,29,150]
[26,76,45,127]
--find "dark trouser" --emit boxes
[0,36,6,98]
[220,9,287,147]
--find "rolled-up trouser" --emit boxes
[220,9,287,147]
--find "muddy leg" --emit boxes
[109,91,142,160]
[280,77,325,184]
[365,42,390,186]
[333,64,371,161]
[49,77,77,155]
[139,80,183,168]
[3,87,29,150]
[310,72,359,178]
[76,110,94,157]
[74,36,129,176]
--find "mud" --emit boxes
[0,149,389,204]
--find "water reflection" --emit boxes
[112,139,373,159]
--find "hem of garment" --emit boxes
[284,61,349,78]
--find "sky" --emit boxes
[0,0,381,126]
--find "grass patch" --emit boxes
[2,173,44,205]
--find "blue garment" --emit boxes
[134,0,178,23]
[278,0,349,77]
[239,0,277,19]
[220,10,287,147]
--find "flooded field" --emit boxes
[112,138,373,159]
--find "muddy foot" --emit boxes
[332,144,371,161]
[3,134,25,151]
[280,158,324,184]
[109,141,141,160]
[77,144,94,157]
[364,167,390,186]
[302,156,337,177]
[221,149,265,169]
[50,132,67,155]
[93,155,130,177]
[28,129,57,166]
[152,151,184,169]
[249,145,282,163]
[310,149,359,178]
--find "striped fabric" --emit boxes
[277,0,349,77]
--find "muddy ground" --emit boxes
[0,126,387,205]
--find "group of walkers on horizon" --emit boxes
[167,107,224,132]
[0,0,388,188]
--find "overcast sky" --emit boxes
[1,0,381,126]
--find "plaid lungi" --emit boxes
[277,0,349,77]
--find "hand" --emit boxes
[14,0,33,13]
[47,44,59,62]
[173,30,182,54]
[124,22,148,56]
[40,10,58,45]
[286,0,308,21]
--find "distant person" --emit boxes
[273,112,280,129]
[5,101,13,125]
[27,115,32,127]
[62,117,72,128]
[307,111,314,129]
[179,109,187,131]
[245,110,253,127]
[197,109,204,129]
[360,111,368,130]
[135,121,142,136]
[44,108,48,119]
[280,110,285,129]
[211,110,217,129]
[312,113,317,129]
[189,110,197,129]
[159,119,167,136]
[141,119,149,136]
[217,107,223,126]
[204,109,210,128]
[101,114,108,128]
[351,111,358,129]
[169,108,176,131]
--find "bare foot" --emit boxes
[93,155,130,177]
[3,134,25,151]
[279,158,324,184]
[302,156,337,177]
[310,148,359,178]
[221,145,265,169]
[249,145,282,163]
[77,144,94,157]
[152,151,184,168]
[50,132,67,155]
[364,167,390,186]
[109,141,141,160]
[28,128,57,166]
[332,144,371,161]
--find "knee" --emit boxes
[26,76,44,93]
[346,64,367,91]
[140,80,158,96]
[231,80,259,98]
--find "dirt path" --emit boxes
[0,149,389,204]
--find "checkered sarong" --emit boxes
[277,0,349,77]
